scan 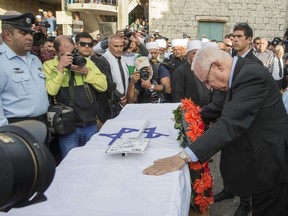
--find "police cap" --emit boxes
[0,11,35,32]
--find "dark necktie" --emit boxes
[278,58,283,78]
[117,57,126,94]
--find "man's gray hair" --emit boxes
[191,46,231,73]
[108,34,123,45]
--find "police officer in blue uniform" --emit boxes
[0,11,49,126]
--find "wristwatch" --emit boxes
[149,84,155,92]
[179,151,190,164]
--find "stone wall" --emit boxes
[149,0,288,41]
[0,0,61,32]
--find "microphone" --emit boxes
[107,82,117,91]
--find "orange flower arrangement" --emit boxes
[173,98,214,213]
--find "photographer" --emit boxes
[43,35,107,158]
[127,56,170,103]
[31,20,52,63]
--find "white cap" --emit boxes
[146,42,159,50]
[201,38,209,44]
[171,39,188,48]
[155,39,166,48]
[135,56,151,71]
[36,15,41,19]
[187,40,202,52]
[203,42,218,48]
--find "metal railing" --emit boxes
[66,0,117,6]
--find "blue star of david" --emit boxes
[99,127,169,145]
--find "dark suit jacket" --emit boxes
[201,49,264,124]
[90,56,112,122]
[245,49,263,66]
[189,57,288,196]
[172,62,211,106]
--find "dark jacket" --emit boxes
[172,62,211,106]
[189,57,288,196]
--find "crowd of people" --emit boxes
[0,9,288,216]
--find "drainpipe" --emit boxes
[117,0,129,30]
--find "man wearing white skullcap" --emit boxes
[155,39,168,63]
[172,40,210,106]
[163,38,187,84]
[146,41,159,63]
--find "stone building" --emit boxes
[149,0,288,41]
[0,0,287,41]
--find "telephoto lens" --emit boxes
[0,120,56,211]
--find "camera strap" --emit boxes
[69,70,75,107]
[84,83,93,104]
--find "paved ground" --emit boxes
[208,152,252,216]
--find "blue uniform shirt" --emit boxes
[0,43,49,126]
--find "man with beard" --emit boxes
[172,40,210,106]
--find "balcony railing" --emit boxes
[67,0,117,6]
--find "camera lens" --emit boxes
[140,68,149,81]
[0,120,56,211]
[33,32,47,46]
[73,55,87,67]
[71,50,87,67]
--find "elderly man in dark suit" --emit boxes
[212,23,264,216]
[144,46,288,216]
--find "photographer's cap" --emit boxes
[0,11,35,32]
[135,56,150,71]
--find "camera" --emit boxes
[33,21,51,46]
[123,28,132,38]
[139,68,149,81]
[67,49,87,69]
[33,32,47,46]
[35,21,51,28]
[0,120,56,211]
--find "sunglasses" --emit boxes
[78,42,93,47]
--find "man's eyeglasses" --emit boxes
[78,42,93,48]
[204,63,213,84]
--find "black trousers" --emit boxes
[252,183,288,216]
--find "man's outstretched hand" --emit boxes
[143,154,186,176]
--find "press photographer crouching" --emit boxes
[127,56,170,103]
[0,120,55,212]
[43,35,107,159]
